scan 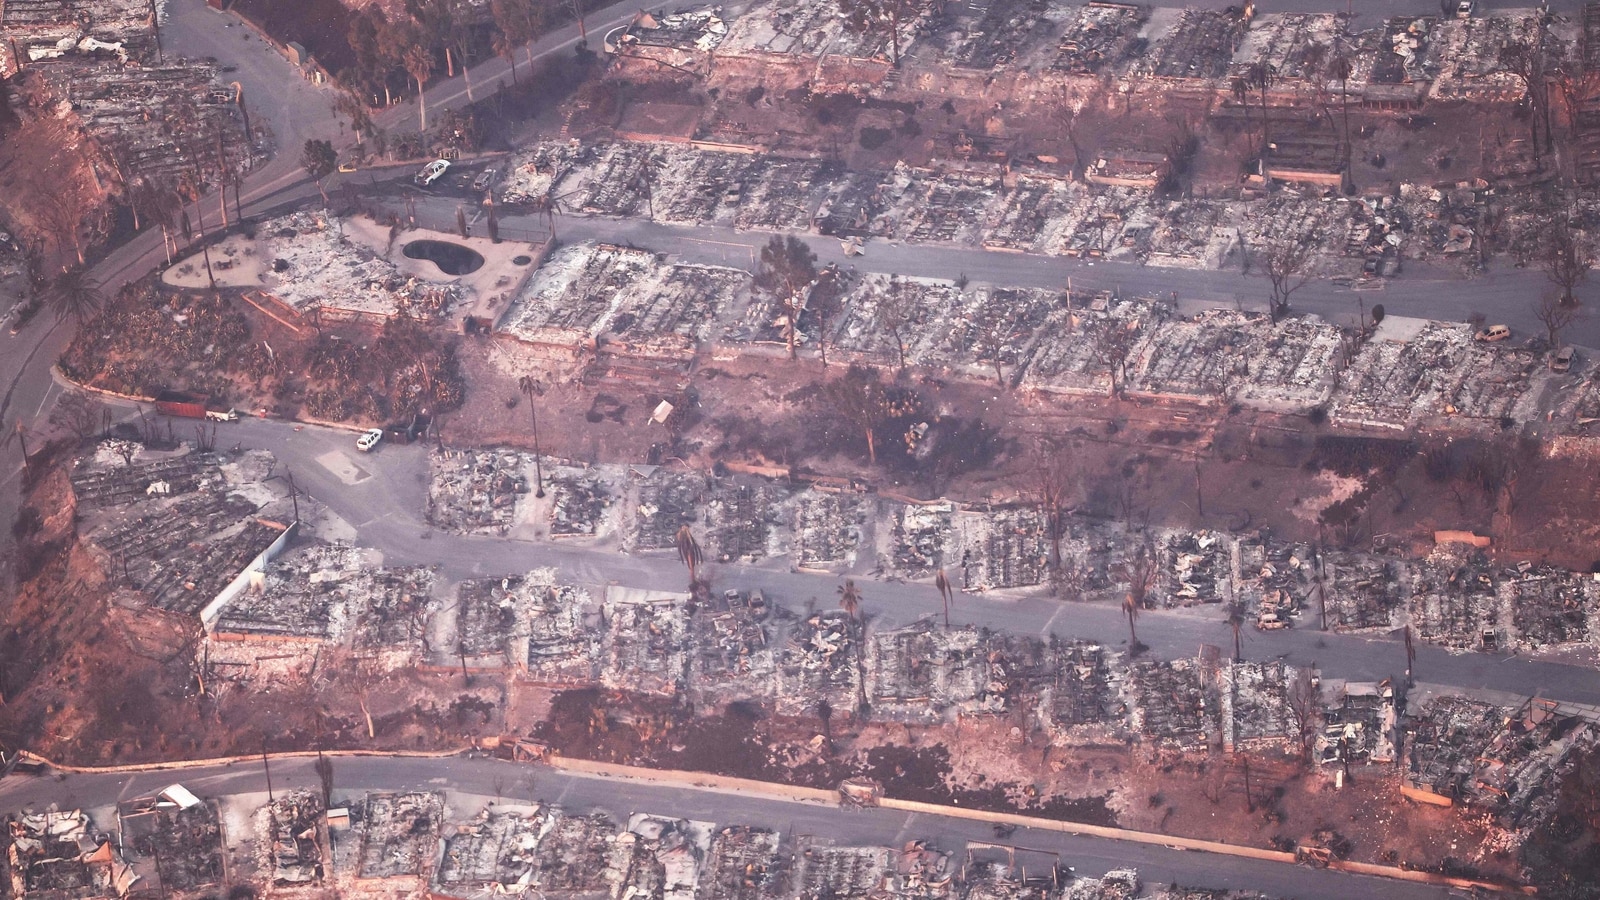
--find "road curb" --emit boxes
[17,746,468,775]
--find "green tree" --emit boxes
[755,235,817,359]
[301,139,338,206]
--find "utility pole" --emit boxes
[285,468,301,523]
[262,739,274,803]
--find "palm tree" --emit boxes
[838,578,862,621]
[1225,600,1246,662]
[837,578,867,715]
[934,568,953,628]
[517,375,544,497]
[675,524,703,582]
[47,267,103,323]
[1123,591,1141,650]
[404,45,434,132]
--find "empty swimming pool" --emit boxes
[403,240,485,276]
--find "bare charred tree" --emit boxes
[1535,292,1578,346]
[33,187,88,269]
[878,277,913,372]
[1123,536,1157,652]
[755,236,818,360]
[1092,319,1139,397]
[838,578,863,620]
[1261,235,1313,319]
[837,0,921,66]
[1540,211,1590,308]
[822,364,892,464]
[969,313,1014,388]
[1032,436,1075,570]
[1285,665,1320,765]
[517,374,545,497]
[49,392,106,441]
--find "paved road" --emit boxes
[0,756,1465,900]
[221,416,1600,707]
[455,202,1598,346]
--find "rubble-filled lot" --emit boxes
[1220,660,1304,750]
[118,794,227,893]
[691,589,782,703]
[699,826,783,900]
[1044,639,1121,731]
[717,0,921,61]
[259,790,326,887]
[774,609,863,717]
[1234,532,1318,630]
[74,444,292,618]
[1320,552,1410,632]
[436,805,550,889]
[499,242,748,354]
[631,468,713,552]
[1051,3,1149,74]
[868,622,1008,722]
[5,809,132,899]
[1141,8,1251,79]
[790,489,871,570]
[1317,679,1399,768]
[883,502,953,579]
[1155,529,1233,607]
[547,465,618,539]
[210,542,371,640]
[1466,698,1598,829]
[951,505,1051,590]
[427,447,532,535]
[1126,658,1218,748]
[602,587,691,695]
[1404,695,1508,803]
[356,792,445,879]
[31,60,250,188]
[1332,319,1543,429]
[524,581,599,683]
[1410,546,1507,652]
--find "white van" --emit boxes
[205,408,239,422]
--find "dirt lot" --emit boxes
[445,336,1588,571]
[510,684,1514,880]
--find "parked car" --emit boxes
[472,168,497,192]
[1552,346,1577,373]
[356,428,384,452]
[414,159,450,187]
[1475,324,1511,342]
[205,408,240,422]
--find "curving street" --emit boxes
[1,2,1596,895]
[0,754,1472,899]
